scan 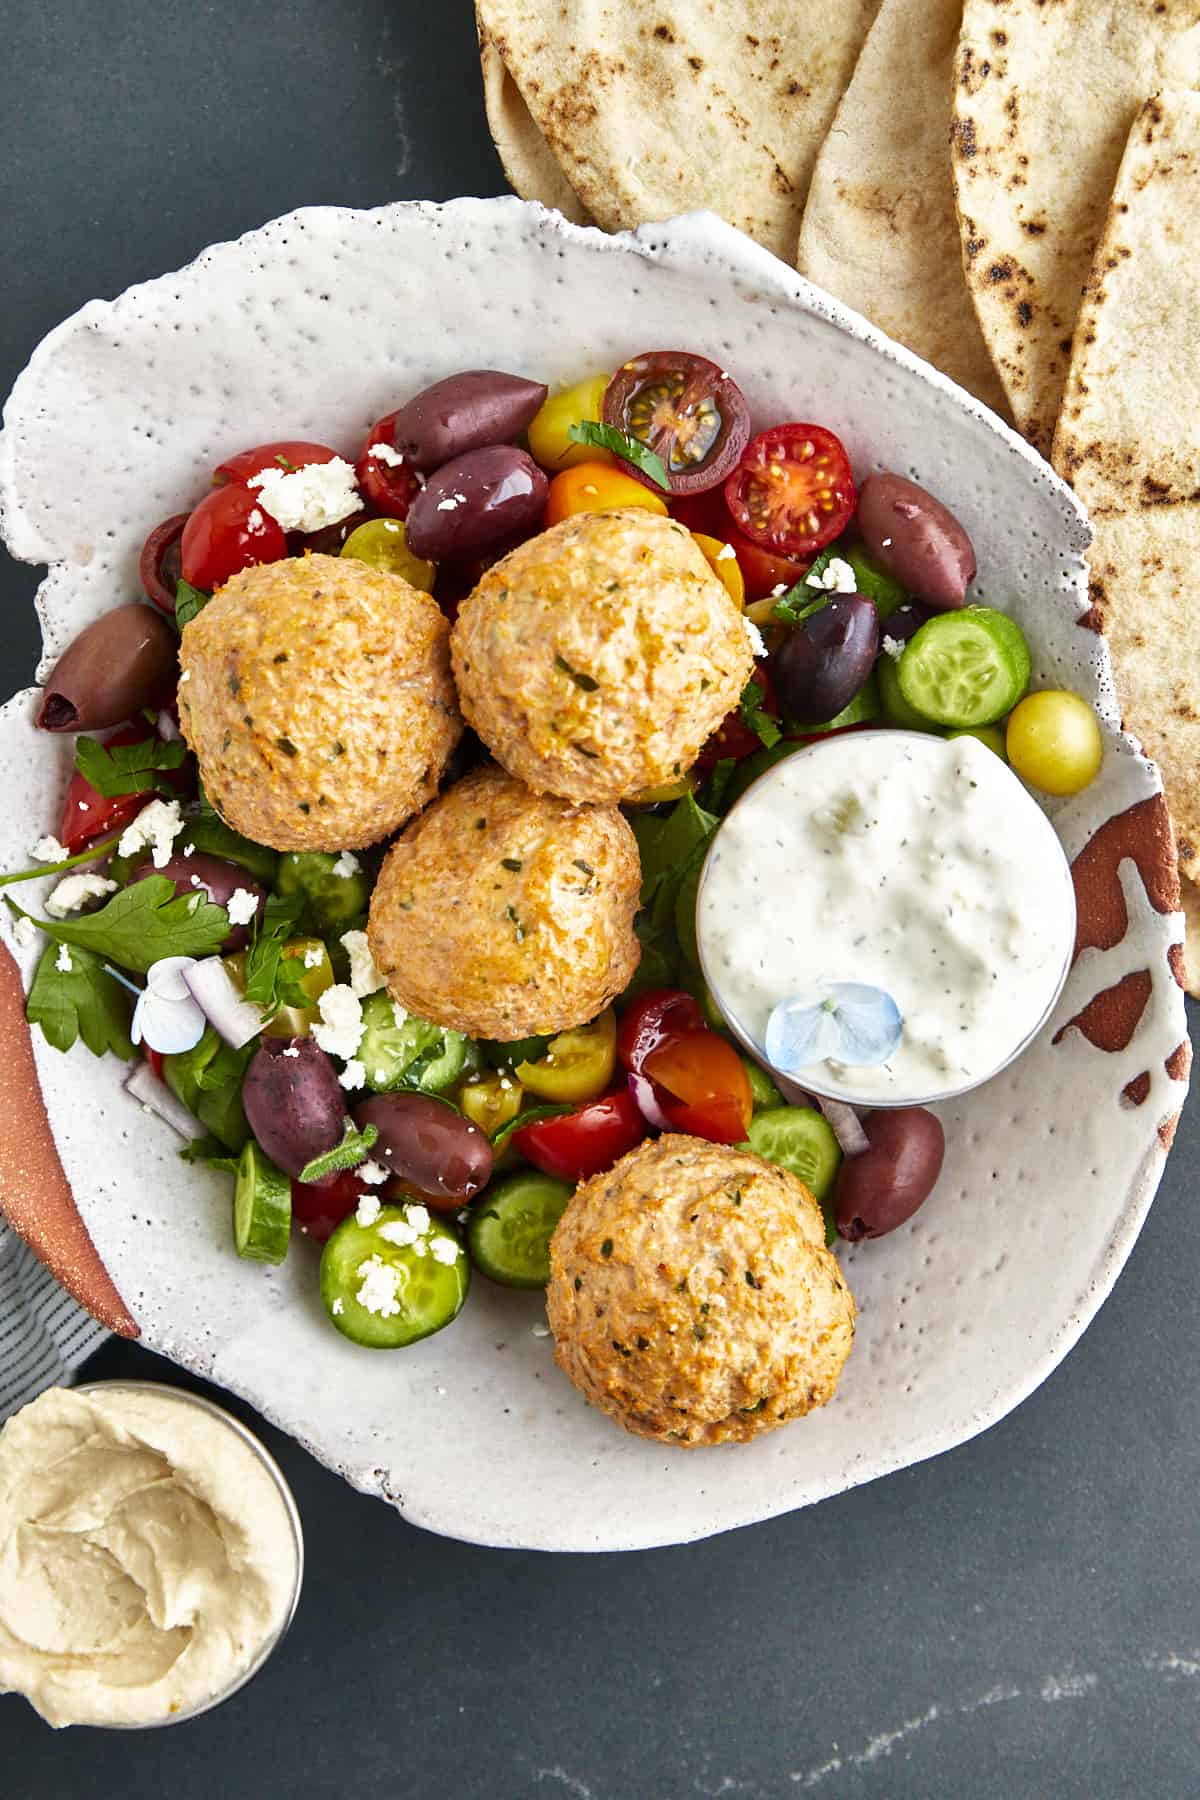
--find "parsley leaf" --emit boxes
[7,877,230,975]
[175,579,211,631]
[74,734,188,799]
[299,1123,378,1184]
[738,680,781,749]
[491,1104,572,1156]
[567,420,670,490]
[772,546,838,624]
[25,940,135,1059]
[243,894,306,1010]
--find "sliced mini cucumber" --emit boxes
[320,1204,469,1348]
[467,1171,574,1288]
[357,991,469,1095]
[877,655,939,731]
[746,1106,842,1244]
[897,607,1031,728]
[233,1140,292,1263]
[740,1057,783,1111]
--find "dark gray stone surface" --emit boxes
[2,4,1197,1794]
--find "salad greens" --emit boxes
[566,419,670,490]
[7,877,230,973]
[25,940,135,1060]
[73,734,187,799]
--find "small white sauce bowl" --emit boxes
[695,729,1078,1110]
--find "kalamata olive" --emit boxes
[385,371,549,471]
[353,1093,493,1211]
[835,1106,945,1240]
[37,605,178,732]
[243,1037,349,1179]
[879,602,930,647]
[857,473,976,612]
[134,853,266,951]
[405,446,549,562]
[772,596,880,724]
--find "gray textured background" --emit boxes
[2,4,1198,1793]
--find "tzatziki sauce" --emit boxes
[696,730,1076,1104]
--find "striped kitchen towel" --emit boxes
[0,1218,108,1422]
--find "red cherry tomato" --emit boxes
[725,423,856,560]
[57,723,165,852]
[356,416,422,520]
[143,1046,165,1082]
[671,492,810,601]
[139,513,190,615]
[291,1169,366,1242]
[214,441,341,485]
[513,1088,646,1183]
[180,485,288,591]
[601,351,750,494]
[642,1033,753,1145]
[695,668,779,770]
[617,990,706,1074]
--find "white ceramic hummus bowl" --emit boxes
[0,200,1189,1550]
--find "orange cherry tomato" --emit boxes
[642,1031,753,1145]
[691,532,746,608]
[544,461,670,526]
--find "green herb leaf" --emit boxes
[772,546,838,624]
[74,734,188,799]
[491,1103,573,1157]
[634,792,719,909]
[0,832,124,890]
[702,757,739,815]
[25,940,135,1059]
[567,420,670,490]
[175,579,211,631]
[299,1122,378,1184]
[738,680,781,750]
[243,894,306,1010]
[179,1134,240,1173]
[554,654,599,692]
[7,877,230,975]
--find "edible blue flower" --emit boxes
[765,982,902,1072]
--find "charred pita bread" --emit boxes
[478,18,593,226]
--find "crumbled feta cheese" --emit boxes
[881,536,893,549]
[45,873,117,918]
[355,1255,402,1318]
[117,798,184,868]
[246,507,265,531]
[770,583,789,599]
[247,456,363,534]
[805,556,857,594]
[332,1297,345,1316]
[369,441,407,468]
[55,944,73,973]
[716,542,737,561]
[340,928,385,998]
[338,1059,366,1091]
[881,635,906,662]
[404,1204,431,1237]
[392,1000,408,1029]
[183,843,196,858]
[303,946,324,968]
[12,915,37,949]
[358,1160,387,1186]
[435,493,467,512]
[355,1194,382,1228]
[310,984,364,1059]
[530,1320,551,1338]
[331,851,360,878]
[282,1046,301,1058]
[429,1235,461,1266]
[30,835,67,864]
[411,1238,427,1258]
[179,669,191,683]
[225,887,260,927]
[743,617,768,658]
[377,1218,418,1247]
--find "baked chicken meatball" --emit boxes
[450,509,754,802]
[547,1135,855,1445]
[178,554,461,851]
[367,763,641,1040]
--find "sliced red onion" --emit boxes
[628,1070,673,1132]
[183,956,264,1048]
[816,1095,870,1157]
[156,707,182,742]
[123,1059,204,1139]
[131,956,206,1053]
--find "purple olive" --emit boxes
[243,1038,348,1179]
[772,595,880,724]
[835,1107,945,1240]
[386,371,548,471]
[353,1094,493,1210]
[857,474,976,612]
[133,853,265,951]
[405,446,549,562]
[37,605,178,732]
[879,602,930,647]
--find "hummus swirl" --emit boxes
[0,1386,298,1728]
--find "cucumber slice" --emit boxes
[740,1057,783,1110]
[233,1141,292,1263]
[357,991,469,1094]
[877,655,939,731]
[897,607,1031,728]
[843,545,908,618]
[320,1204,469,1347]
[481,1033,554,1070]
[789,671,882,737]
[746,1106,842,1244]
[467,1172,574,1288]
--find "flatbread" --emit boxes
[1182,877,1200,997]
[476,0,881,264]
[1052,92,1200,886]
[951,0,1200,454]
[478,20,594,226]
[797,0,1008,414]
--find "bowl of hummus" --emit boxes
[0,1381,303,1729]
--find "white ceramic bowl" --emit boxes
[0,200,1189,1550]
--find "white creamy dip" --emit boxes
[697,731,1076,1104]
[0,1385,300,1728]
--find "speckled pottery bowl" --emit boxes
[0,200,1189,1550]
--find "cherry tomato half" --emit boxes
[642,1032,753,1145]
[291,1169,366,1242]
[214,441,341,485]
[725,424,856,561]
[355,415,422,520]
[617,990,707,1074]
[180,484,288,591]
[57,723,167,851]
[139,513,190,614]
[544,461,669,527]
[513,1088,646,1184]
[672,492,810,601]
[695,668,778,770]
[603,352,750,494]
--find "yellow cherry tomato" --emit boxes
[626,771,699,808]
[947,724,1007,760]
[515,1008,616,1103]
[458,1071,525,1137]
[544,461,670,526]
[691,533,746,609]
[223,938,334,1038]
[527,375,615,471]
[1005,690,1103,795]
[340,517,435,591]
